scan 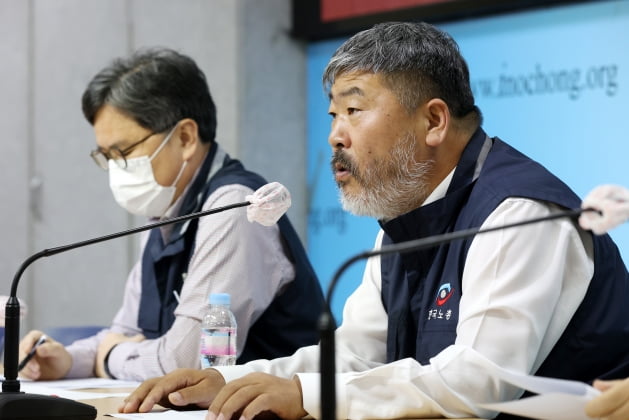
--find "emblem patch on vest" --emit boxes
[427,282,454,321]
[436,282,454,306]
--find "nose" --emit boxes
[328,119,349,150]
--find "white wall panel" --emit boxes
[0,0,308,334]
[29,0,131,330]
[0,0,30,325]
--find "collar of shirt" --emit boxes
[422,169,455,207]
[156,145,226,242]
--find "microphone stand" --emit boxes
[1,201,249,419]
[318,207,594,420]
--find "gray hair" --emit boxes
[323,22,481,122]
[82,47,217,143]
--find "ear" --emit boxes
[176,118,201,160]
[423,98,450,147]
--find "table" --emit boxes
[79,389,169,419]
[1,381,484,419]
[81,395,128,420]
[83,394,483,420]
[0,367,484,420]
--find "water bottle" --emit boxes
[200,293,237,368]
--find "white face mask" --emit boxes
[108,126,187,218]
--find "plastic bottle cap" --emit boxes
[209,293,231,306]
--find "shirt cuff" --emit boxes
[107,341,137,380]
[296,372,348,420]
[103,344,117,379]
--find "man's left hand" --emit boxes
[585,378,629,420]
[208,372,307,420]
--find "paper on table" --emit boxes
[24,377,141,389]
[20,383,127,400]
[20,377,141,400]
[480,393,597,420]
[477,361,600,420]
[111,410,208,419]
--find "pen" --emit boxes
[18,334,47,372]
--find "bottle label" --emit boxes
[200,327,236,368]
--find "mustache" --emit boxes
[331,150,357,177]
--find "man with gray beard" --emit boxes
[118,22,629,420]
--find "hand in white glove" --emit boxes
[245,182,291,227]
[579,184,629,235]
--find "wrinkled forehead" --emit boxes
[327,71,385,99]
[324,63,372,91]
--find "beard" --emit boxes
[331,132,434,221]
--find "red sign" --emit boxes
[320,0,455,22]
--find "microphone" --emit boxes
[318,206,598,420]
[1,182,291,420]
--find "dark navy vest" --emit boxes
[380,128,629,387]
[137,143,325,363]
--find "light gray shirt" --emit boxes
[65,147,295,381]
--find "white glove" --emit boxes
[245,182,291,227]
[579,184,629,235]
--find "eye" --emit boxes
[328,111,337,119]
[347,107,358,115]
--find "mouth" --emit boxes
[334,162,351,181]
[331,152,354,183]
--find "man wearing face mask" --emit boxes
[18,47,325,381]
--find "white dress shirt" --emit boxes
[217,171,594,419]
[65,146,295,381]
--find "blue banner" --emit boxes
[307,0,629,321]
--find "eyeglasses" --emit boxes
[90,130,159,171]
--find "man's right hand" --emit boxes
[18,330,72,380]
[119,368,226,413]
